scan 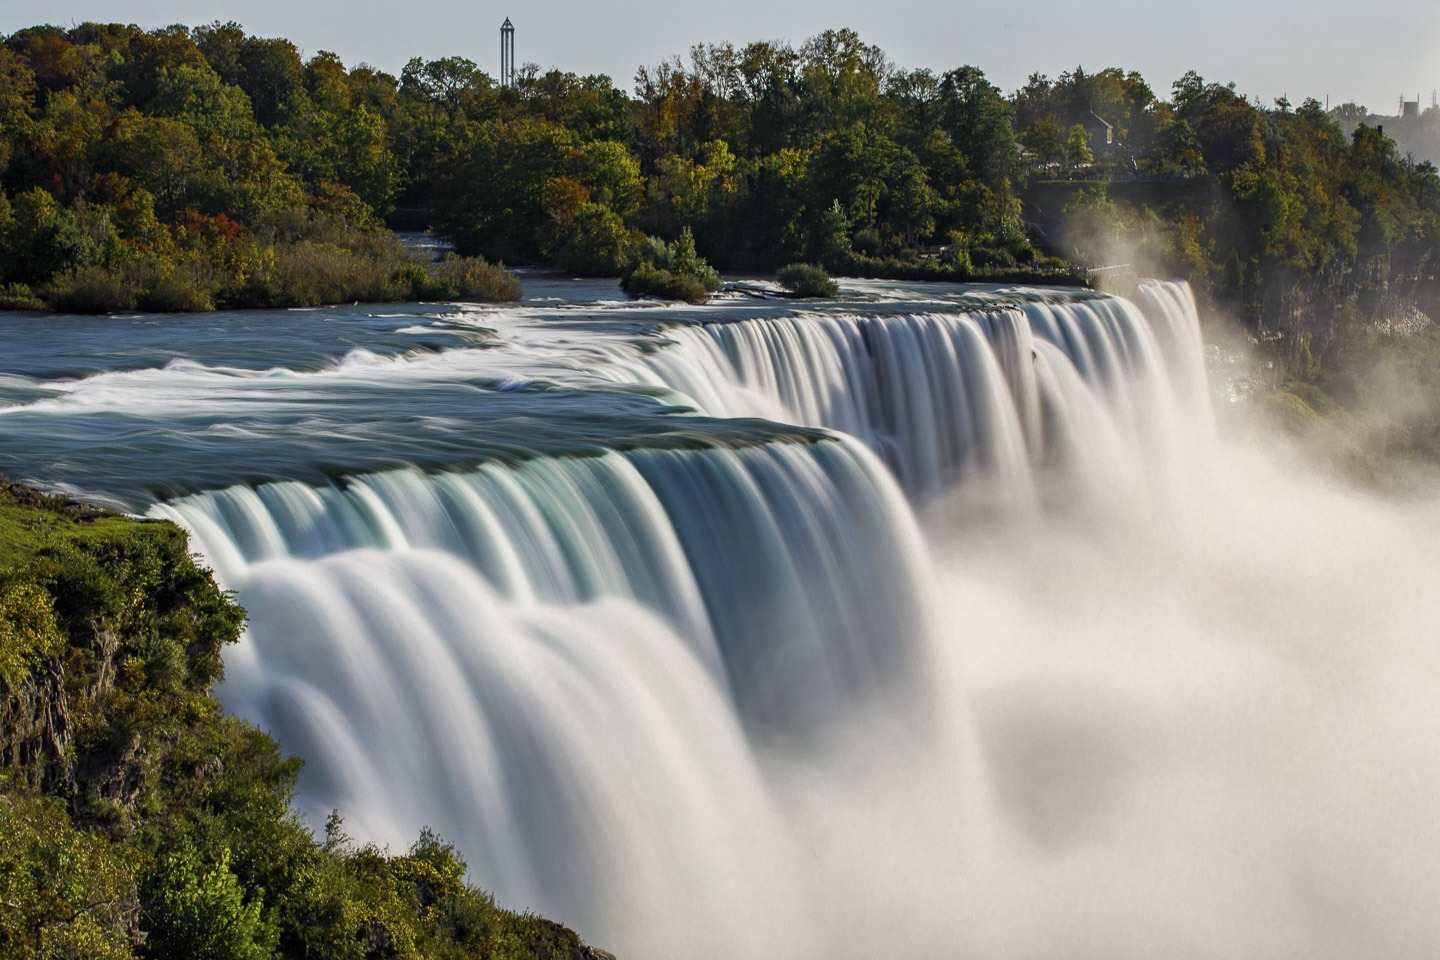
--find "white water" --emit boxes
[130,279,1440,959]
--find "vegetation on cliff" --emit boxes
[0,483,598,960]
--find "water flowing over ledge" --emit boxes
[600,278,1211,507]
[0,279,1216,957]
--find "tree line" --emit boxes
[0,20,1437,336]
[1024,67,1440,364]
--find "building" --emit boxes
[1080,112,1114,148]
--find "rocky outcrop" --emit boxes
[0,659,71,789]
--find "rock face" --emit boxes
[0,619,129,802]
[0,487,242,830]
[0,660,71,789]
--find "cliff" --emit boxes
[0,483,608,960]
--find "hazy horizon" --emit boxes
[2,0,1436,116]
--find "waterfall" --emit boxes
[591,280,1208,510]
[140,281,1213,957]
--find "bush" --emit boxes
[225,241,403,309]
[143,843,276,960]
[622,262,718,303]
[852,228,883,257]
[619,227,722,304]
[0,580,64,685]
[418,254,522,302]
[0,794,140,960]
[546,203,636,276]
[0,282,45,311]
[943,246,974,277]
[45,266,139,313]
[776,263,839,298]
[139,261,225,313]
[971,245,1019,269]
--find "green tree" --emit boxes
[1065,123,1093,169]
[430,117,577,260]
[109,113,213,221]
[574,139,643,216]
[545,202,634,275]
[938,66,1020,187]
[143,843,276,960]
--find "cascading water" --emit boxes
[156,440,935,741]
[19,277,1422,960]
[150,438,938,952]
[590,280,1206,511]
[126,280,1208,955]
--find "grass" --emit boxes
[0,483,149,571]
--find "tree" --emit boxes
[0,47,38,176]
[546,202,634,275]
[1020,114,1065,170]
[1066,123,1094,169]
[1194,97,1265,172]
[938,66,1020,187]
[797,29,890,135]
[575,139,643,216]
[108,113,213,221]
[885,149,938,246]
[143,844,277,960]
[429,117,577,260]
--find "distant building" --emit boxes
[1402,99,1420,119]
[1080,112,1114,148]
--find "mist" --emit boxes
[742,411,1440,960]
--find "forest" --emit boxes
[0,21,1437,356]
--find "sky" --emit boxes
[2,0,1438,115]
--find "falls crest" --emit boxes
[595,280,1209,510]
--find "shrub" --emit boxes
[0,580,64,685]
[0,283,45,311]
[142,843,276,960]
[226,241,402,308]
[390,261,430,296]
[943,246,974,277]
[45,266,138,313]
[139,261,225,313]
[619,227,722,304]
[0,794,140,960]
[971,245,1019,270]
[852,228,883,257]
[776,263,839,298]
[419,254,522,302]
[546,203,635,276]
[622,262,718,303]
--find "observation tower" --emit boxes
[501,17,515,88]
